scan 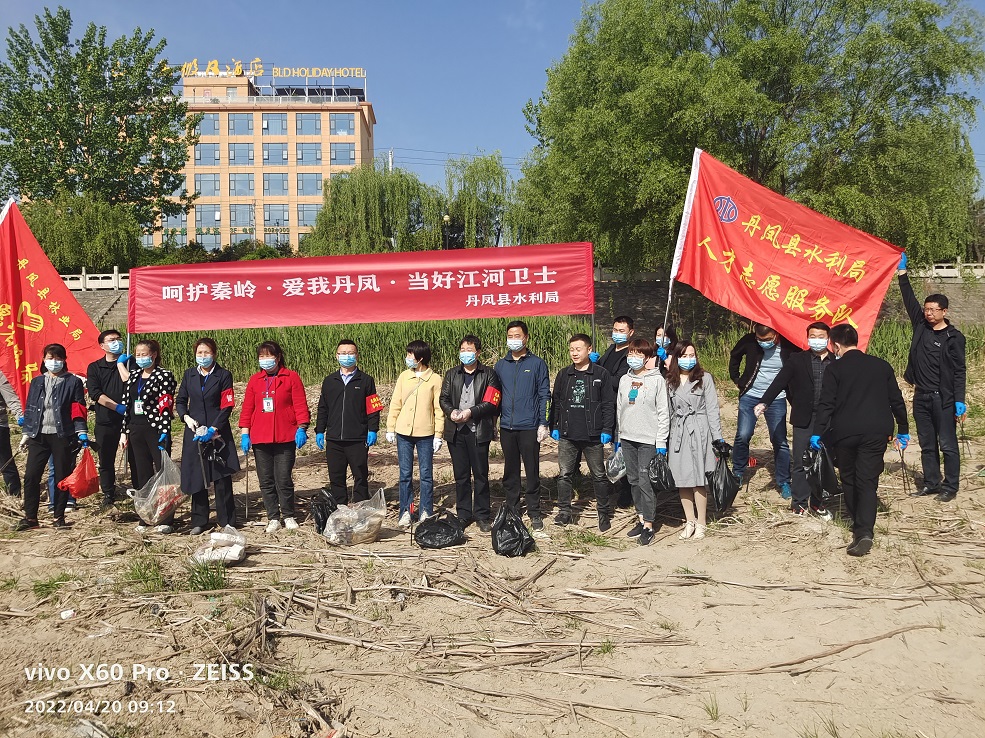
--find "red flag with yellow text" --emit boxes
[669,150,902,349]
[0,200,104,403]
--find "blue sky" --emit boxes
[1,0,984,190]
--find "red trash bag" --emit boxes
[57,448,100,500]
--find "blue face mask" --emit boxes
[626,356,645,371]
[45,359,64,373]
[612,331,628,344]
[808,338,829,353]
[337,354,357,368]
[506,338,524,352]
[758,340,775,350]
[107,340,123,355]
[658,336,670,348]
[459,351,476,366]
[259,358,277,371]
[135,356,154,369]
[405,356,418,369]
[196,355,214,368]
[678,357,697,371]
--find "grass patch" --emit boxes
[596,638,614,656]
[32,572,76,599]
[701,692,720,721]
[557,527,613,554]
[258,667,303,693]
[120,556,167,593]
[184,560,228,592]
[797,723,820,738]
[0,576,18,592]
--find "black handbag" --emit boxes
[414,511,467,549]
[491,505,534,557]
[647,453,676,492]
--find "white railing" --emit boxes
[60,267,129,291]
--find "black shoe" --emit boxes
[638,528,655,546]
[911,485,940,497]
[459,517,475,529]
[530,517,544,531]
[847,537,873,557]
[598,514,612,533]
[477,520,491,533]
[553,512,572,527]
[99,500,116,514]
[52,517,72,529]
[626,522,644,538]
[934,490,957,502]
[189,526,205,536]
[14,518,40,531]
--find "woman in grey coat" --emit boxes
[667,341,724,540]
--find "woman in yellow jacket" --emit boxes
[386,340,444,527]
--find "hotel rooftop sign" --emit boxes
[179,57,365,79]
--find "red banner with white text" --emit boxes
[128,242,595,332]
[670,150,901,349]
[0,200,104,403]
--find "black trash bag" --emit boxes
[803,445,841,502]
[311,487,339,534]
[647,453,676,492]
[491,505,535,557]
[414,511,467,549]
[706,442,741,513]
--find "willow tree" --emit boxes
[445,152,520,247]
[300,162,443,256]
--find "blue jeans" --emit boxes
[732,393,790,485]
[397,434,434,517]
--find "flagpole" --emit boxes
[663,148,703,332]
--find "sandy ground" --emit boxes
[1,375,984,738]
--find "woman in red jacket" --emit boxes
[239,341,310,532]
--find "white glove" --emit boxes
[19,435,29,450]
[184,414,199,432]
[119,434,129,449]
[432,438,443,453]
[386,432,396,444]
[536,425,549,444]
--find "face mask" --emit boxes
[626,356,645,371]
[678,357,697,371]
[459,351,476,366]
[506,338,524,352]
[107,340,123,354]
[135,356,154,369]
[658,336,670,348]
[758,340,775,350]
[337,354,357,368]
[405,356,418,369]
[45,359,64,373]
[612,331,628,344]
[196,355,214,368]
[259,358,277,371]
[808,338,828,353]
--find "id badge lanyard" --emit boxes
[262,373,276,413]
[134,377,146,415]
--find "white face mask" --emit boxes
[45,359,64,373]
[626,356,645,371]
[506,338,524,352]
[808,338,829,352]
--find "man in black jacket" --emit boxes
[314,340,382,505]
[549,334,616,531]
[439,335,502,532]
[596,315,635,507]
[812,325,909,557]
[86,329,132,511]
[897,254,967,502]
[728,324,799,497]
[756,322,834,518]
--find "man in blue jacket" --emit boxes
[495,320,551,532]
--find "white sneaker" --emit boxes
[693,524,706,540]
[134,523,148,533]
[283,517,299,530]
[398,511,411,528]
[419,510,431,523]
[679,521,695,540]
[812,506,834,522]
[153,525,173,535]
[265,519,281,533]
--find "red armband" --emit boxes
[365,393,384,414]
[71,402,87,420]
[482,386,501,407]
[221,388,235,409]
[157,394,173,413]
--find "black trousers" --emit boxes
[254,442,296,519]
[834,434,887,541]
[0,426,21,496]
[23,434,73,520]
[791,423,825,510]
[191,476,235,529]
[325,439,369,505]
[94,421,125,502]
[130,422,174,526]
[913,392,960,495]
[448,426,491,523]
[557,438,609,517]
[501,428,541,518]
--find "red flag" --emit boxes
[128,242,595,332]
[0,200,104,403]
[669,150,902,349]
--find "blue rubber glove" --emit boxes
[196,427,216,443]
[295,427,307,449]
[17,415,24,426]
[809,435,821,450]
[316,432,325,450]
[898,252,907,271]
[241,432,251,454]
[367,431,377,447]
[657,347,667,360]
[955,402,967,417]
[589,351,600,363]
[600,433,613,445]
[896,433,909,450]
[117,354,131,365]
[157,432,168,450]
[114,403,126,415]
[656,447,667,456]
[550,429,560,441]
[78,432,89,448]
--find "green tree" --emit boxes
[445,152,519,247]
[22,192,142,271]
[0,6,198,225]
[520,0,985,272]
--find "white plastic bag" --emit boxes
[191,525,247,564]
[132,451,186,524]
[605,445,627,483]
[323,488,386,546]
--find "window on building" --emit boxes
[195,204,222,228]
[229,173,255,196]
[229,204,254,226]
[228,143,254,166]
[263,173,289,196]
[196,113,219,136]
[330,143,356,165]
[197,232,222,251]
[264,203,290,225]
[163,231,187,247]
[228,113,254,135]
[230,232,253,245]
[296,113,321,135]
[297,203,321,227]
[297,172,323,196]
[194,143,220,164]
[262,113,287,135]
[297,143,322,166]
[262,142,289,165]
[172,175,187,197]
[141,231,155,249]
[163,211,187,228]
[226,86,238,98]
[264,232,287,247]
[161,211,187,247]
[330,113,355,136]
[194,173,220,196]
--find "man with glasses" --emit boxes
[897,253,967,502]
